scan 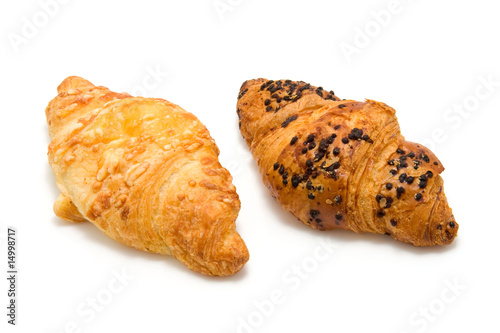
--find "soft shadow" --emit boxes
[323,227,459,255]
[197,264,250,283]
[52,215,250,281]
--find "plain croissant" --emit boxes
[46,76,249,276]
[237,78,458,246]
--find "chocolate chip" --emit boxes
[332,147,340,156]
[348,128,363,141]
[314,151,325,162]
[399,173,407,183]
[273,162,280,170]
[290,136,298,145]
[291,175,302,188]
[310,210,320,218]
[396,186,405,199]
[342,138,349,144]
[308,193,315,200]
[419,174,428,183]
[391,219,397,227]
[420,154,430,163]
[334,195,342,204]
[449,221,456,228]
[318,138,329,153]
[238,89,248,99]
[415,193,422,201]
[281,115,298,128]
[386,183,393,190]
[330,161,341,170]
[327,134,337,144]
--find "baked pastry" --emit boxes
[236,78,458,246]
[46,76,249,275]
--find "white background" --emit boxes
[1,0,499,332]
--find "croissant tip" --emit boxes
[216,253,250,277]
[57,76,95,94]
[210,230,250,276]
[439,220,459,245]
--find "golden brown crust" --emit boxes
[46,76,249,276]
[237,78,458,246]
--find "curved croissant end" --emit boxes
[46,76,249,275]
[237,78,458,246]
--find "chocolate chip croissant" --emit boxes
[237,78,458,246]
[46,76,249,275]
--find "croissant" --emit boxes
[237,78,458,246]
[46,76,249,276]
